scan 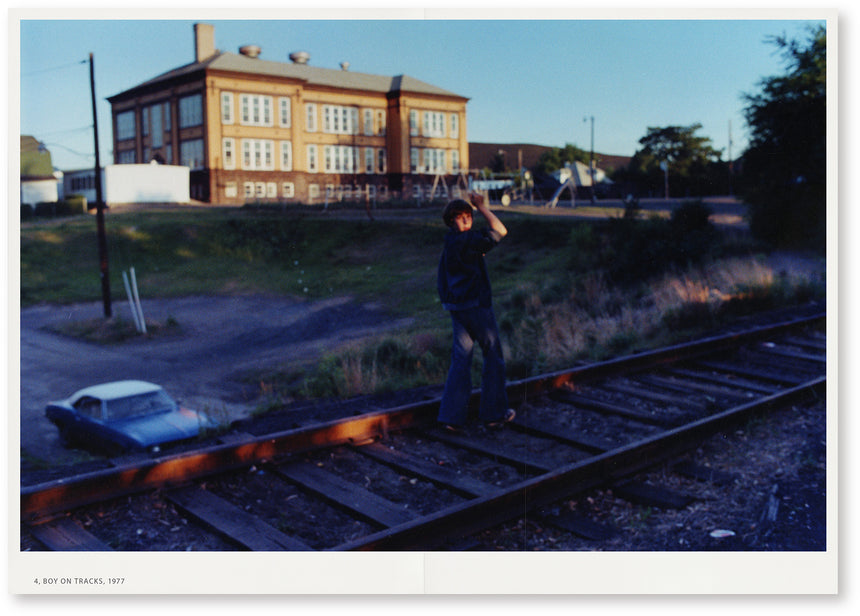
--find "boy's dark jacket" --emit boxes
[437,227,503,311]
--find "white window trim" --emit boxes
[239,94,273,127]
[221,93,234,125]
[223,137,236,170]
[307,144,319,173]
[279,97,291,128]
[306,103,318,132]
[280,140,293,171]
[240,139,275,171]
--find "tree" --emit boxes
[535,143,589,175]
[740,25,826,248]
[624,124,724,198]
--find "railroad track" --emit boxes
[21,311,826,552]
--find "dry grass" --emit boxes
[504,255,823,372]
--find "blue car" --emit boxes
[46,380,217,455]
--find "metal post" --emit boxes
[90,52,111,317]
[588,115,595,203]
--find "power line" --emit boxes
[22,59,87,77]
[34,125,93,138]
[41,141,94,162]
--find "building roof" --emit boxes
[20,135,54,177]
[109,51,467,102]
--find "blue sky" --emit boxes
[14,9,827,171]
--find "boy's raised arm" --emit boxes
[469,191,507,238]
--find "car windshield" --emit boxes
[105,390,176,420]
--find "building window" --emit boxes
[225,182,238,198]
[451,149,459,172]
[116,111,135,140]
[164,144,172,164]
[409,110,418,137]
[142,107,150,136]
[364,109,373,136]
[255,182,266,198]
[179,94,203,128]
[223,138,235,170]
[221,93,234,125]
[323,145,356,173]
[149,104,163,148]
[305,103,317,132]
[280,141,292,171]
[266,182,277,198]
[163,101,171,131]
[240,139,274,171]
[279,97,291,128]
[180,138,204,169]
[244,182,255,198]
[377,148,387,174]
[239,94,273,127]
[410,148,419,173]
[308,184,320,199]
[117,149,136,164]
[450,113,459,139]
[364,147,374,174]
[422,111,446,138]
[282,182,295,198]
[423,148,446,173]
[376,110,386,136]
[322,105,359,135]
[307,144,318,173]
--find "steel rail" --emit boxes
[20,311,825,523]
[335,376,826,551]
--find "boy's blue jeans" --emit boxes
[438,306,509,426]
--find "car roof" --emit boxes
[71,380,164,401]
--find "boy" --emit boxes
[436,191,515,431]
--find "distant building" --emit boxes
[107,23,470,205]
[20,135,59,206]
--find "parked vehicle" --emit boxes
[46,380,217,455]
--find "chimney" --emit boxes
[194,23,216,62]
[340,61,350,71]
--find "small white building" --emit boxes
[20,175,60,206]
[104,163,189,204]
[62,163,190,206]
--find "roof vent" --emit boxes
[340,61,350,71]
[289,51,310,64]
[239,45,261,58]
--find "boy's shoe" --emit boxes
[485,408,516,429]
[441,423,463,433]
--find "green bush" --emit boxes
[30,198,87,219]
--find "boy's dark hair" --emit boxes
[442,199,473,228]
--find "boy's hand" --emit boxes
[468,191,485,208]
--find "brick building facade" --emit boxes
[107,23,470,205]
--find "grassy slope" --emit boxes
[20,206,825,404]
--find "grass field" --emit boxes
[19,204,826,403]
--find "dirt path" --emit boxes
[19,294,413,465]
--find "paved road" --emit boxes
[18,295,412,466]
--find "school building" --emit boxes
[107,23,471,205]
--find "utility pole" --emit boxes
[585,115,595,202]
[728,119,734,197]
[90,52,111,317]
